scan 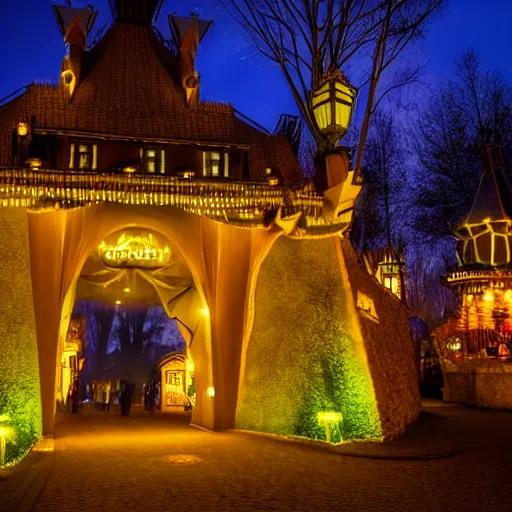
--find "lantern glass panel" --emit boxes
[314,103,331,131]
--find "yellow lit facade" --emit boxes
[158,353,195,411]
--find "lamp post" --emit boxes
[311,68,356,151]
[310,68,356,192]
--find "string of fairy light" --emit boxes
[0,168,339,228]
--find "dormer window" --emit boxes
[203,150,229,178]
[142,148,165,174]
[69,143,97,170]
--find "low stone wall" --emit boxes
[443,359,512,410]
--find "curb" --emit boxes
[0,437,54,512]
[189,423,214,433]
[229,429,461,461]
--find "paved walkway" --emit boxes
[2,402,512,511]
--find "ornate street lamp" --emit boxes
[310,68,356,149]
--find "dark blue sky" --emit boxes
[1,0,511,132]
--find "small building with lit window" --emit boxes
[0,2,301,184]
[363,246,406,301]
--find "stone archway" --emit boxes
[26,202,279,435]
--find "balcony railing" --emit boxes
[0,168,341,230]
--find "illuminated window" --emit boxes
[70,143,97,170]
[203,151,221,177]
[384,276,399,295]
[78,145,91,169]
[203,151,229,178]
[143,149,165,174]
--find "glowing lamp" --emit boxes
[0,422,14,467]
[115,300,122,305]
[122,166,137,174]
[178,171,196,179]
[123,287,131,293]
[311,69,356,142]
[317,411,343,443]
[206,386,215,398]
[17,122,29,137]
[26,158,42,170]
[483,290,494,302]
[317,411,343,423]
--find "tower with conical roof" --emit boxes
[445,131,512,353]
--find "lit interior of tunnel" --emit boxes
[58,227,213,426]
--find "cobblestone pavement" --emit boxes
[29,403,512,512]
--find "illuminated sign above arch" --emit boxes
[98,230,171,269]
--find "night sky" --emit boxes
[1,0,511,132]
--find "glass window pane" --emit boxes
[147,161,155,173]
[147,150,156,158]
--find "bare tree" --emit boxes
[413,49,512,241]
[115,306,167,359]
[86,302,116,379]
[222,0,443,166]
[351,108,406,251]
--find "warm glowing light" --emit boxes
[200,307,210,317]
[178,171,196,179]
[17,122,28,137]
[483,290,494,302]
[122,166,137,174]
[115,300,121,305]
[317,411,343,423]
[0,426,14,439]
[448,340,462,352]
[98,231,171,269]
[26,158,42,170]
[483,217,491,223]
[317,411,343,443]
[123,287,131,293]
[186,360,195,373]
[206,386,215,397]
[311,69,356,142]
[61,69,76,95]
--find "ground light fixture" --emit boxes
[317,411,343,443]
[0,415,14,467]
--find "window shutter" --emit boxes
[69,143,75,169]
[224,152,229,178]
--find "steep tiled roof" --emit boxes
[0,22,303,185]
[455,147,512,268]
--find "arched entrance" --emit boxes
[55,225,214,428]
[27,203,246,435]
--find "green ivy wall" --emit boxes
[236,236,381,442]
[0,209,41,465]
